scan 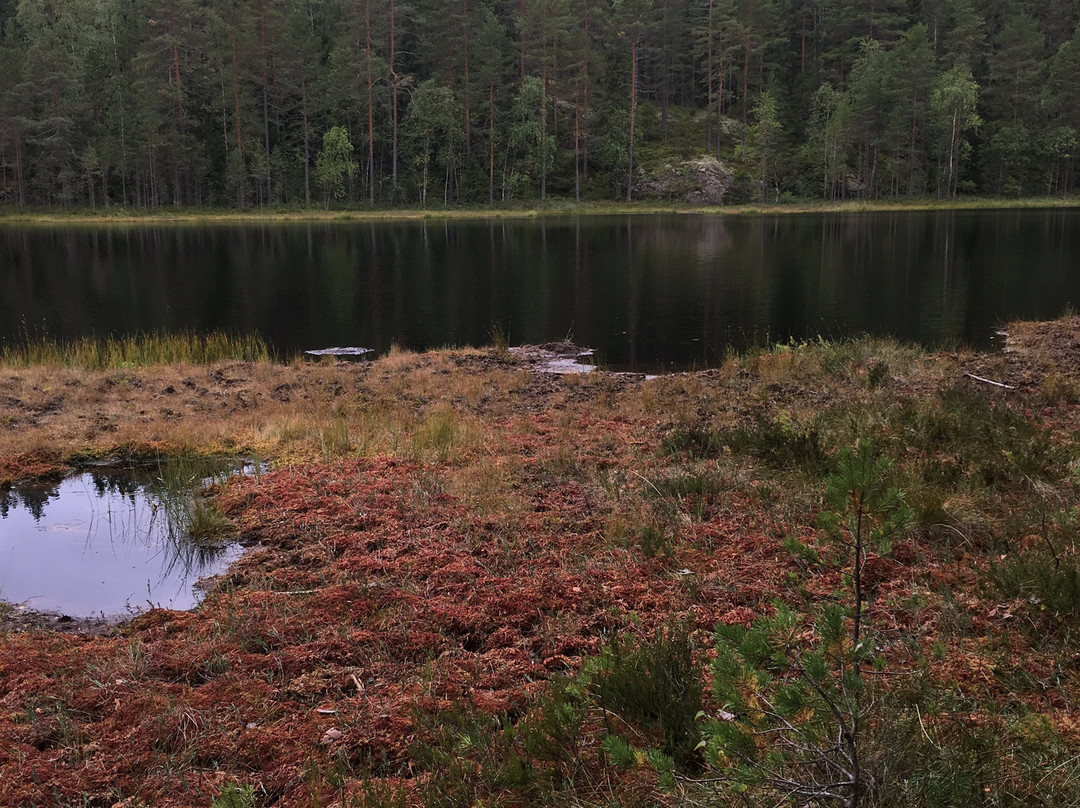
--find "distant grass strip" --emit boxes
[1,195,1077,225]
[0,329,272,368]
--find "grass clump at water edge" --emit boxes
[0,329,272,369]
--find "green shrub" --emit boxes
[986,551,1080,620]
[721,414,831,475]
[645,472,728,500]
[588,623,703,771]
[644,472,729,521]
[662,426,724,459]
[411,677,593,807]
[211,783,256,808]
[638,525,673,559]
[890,387,1065,489]
[871,704,1080,808]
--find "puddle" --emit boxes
[0,463,248,618]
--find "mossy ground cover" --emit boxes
[2,320,1080,806]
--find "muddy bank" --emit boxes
[0,607,119,636]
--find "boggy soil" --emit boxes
[3,322,1080,807]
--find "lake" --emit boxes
[2,209,1078,372]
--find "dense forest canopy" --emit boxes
[0,0,1077,209]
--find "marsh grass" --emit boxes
[0,329,271,369]
[8,322,1080,806]
[412,404,479,464]
[318,417,352,460]
[210,782,257,808]
[661,426,725,459]
[145,456,241,555]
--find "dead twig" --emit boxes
[964,372,1015,390]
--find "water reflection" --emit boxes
[2,210,1078,372]
[0,465,244,617]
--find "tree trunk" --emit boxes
[519,0,525,78]
[627,34,638,202]
[706,0,714,151]
[801,11,806,72]
[366,0,375,205]
[908,91,918,197]
[489,84,495,205]
[583,1,589,181]
[260,6,272,204]
[14,135,25,206]
[717,43,724,160]
[574,88,580,202]
[540,51,548,202]
[583,80,589,181]
[463,0,471,153]
[948,108,958,198]
[390,0,398,199]
[742,39,749,132]
[232,34,243,152]
[169,3,185,132]
[302,77,311,208]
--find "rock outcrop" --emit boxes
[636,157,733,204]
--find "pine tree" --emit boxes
[704,445,911,808]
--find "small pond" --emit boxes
[0,462,246,618]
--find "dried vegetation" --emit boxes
[3,319,1080,807]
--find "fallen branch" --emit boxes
[964,372,1015,390]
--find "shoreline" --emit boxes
[1,195,1078,225]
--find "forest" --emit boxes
[0,0,1078,209]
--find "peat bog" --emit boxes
[2,320,1080,806]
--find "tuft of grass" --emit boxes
[0,329,272,369]
[891,386,1066,489]
[319,417,353,460]
[643,470,731,522]
[721,414,832,475]
[488,321,510,357]
[662,425,724,459]
[637,524,673,559]
[146,456,240,551]
[412,404,471,464]
[1038,369,1080,405]
[646,471,728,500]
[986,549,1080,623]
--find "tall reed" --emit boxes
[0,329,272,368]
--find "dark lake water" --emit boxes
[2,209,1078,372]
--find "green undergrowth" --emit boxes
[622,431,1080,806]
[343,628,706,808]
[0,329,272,368]
[664,358,1076,555]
